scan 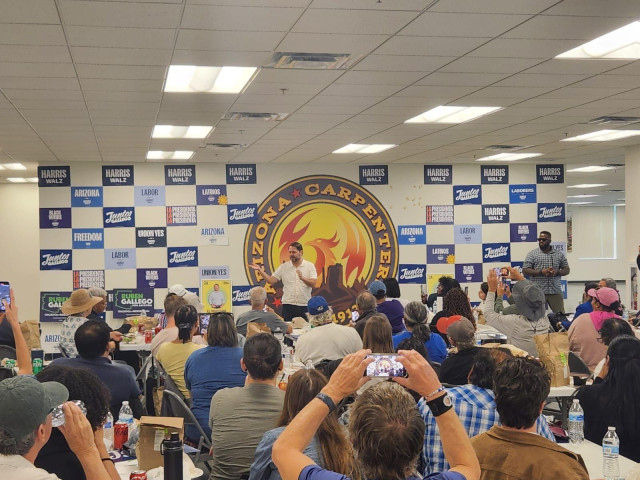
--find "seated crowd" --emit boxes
[3,263,640,480]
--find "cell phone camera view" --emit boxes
[0,282,10,312]
[199,314,210,335]
[366,354,407,378]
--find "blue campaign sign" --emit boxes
[166,206,197,226]
[510,223,537,242]
[481,165,509,184]
[359,165,388,185]
[561,280,568,299]
[168,246,199,267]
[538,203,566,222]
[482,243,511,263]
[536,164,564,184]
[509,184,536,203]
[134,186,165,206]
[196,185,227,205]
[164,165,195,185]
[427,245,455,264]
[103,207,135,228]
[228,204,258,224]
[453,185,482,205]
[232,286,252,306]
[481,204,509,224]
[136,268,168,289]
[426,205,454,225]
[226,164,256,184]
[424,165,452,184]
[455,263,483,283]
[40,250,72,270]
[71,187,103,207]
[104,248,136,270]
[454,224,482,244]
[398,225,426,245]
[39,208,71,229]
[102,165,134,186]
[398,264,427,284]
[38,166,70,187]
[512,261,524,275]
[72,228,104,249]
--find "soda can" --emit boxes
[144,330,152,344]
[5,359,16,369]
[114,422,129,450]
[32,358,44,374]
[130,471,147,480]
[154,325,162,335]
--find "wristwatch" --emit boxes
[315,392,337,413]
[426,393,453,417]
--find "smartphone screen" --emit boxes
[493,267,502,276]
[366,354,407,378]
[351,311,359,322]
[0,282,9,312]
[500,268,509,277]
[199,314,210,335]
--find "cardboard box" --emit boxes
[136,416,184,471]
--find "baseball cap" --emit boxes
[0,376,68,445]
[436,315,463,334]
[368,280,387,298]
[308,296,330,316]
[447,317,476,343]
[588,287,619,307]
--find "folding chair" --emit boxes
[568,351,593,385]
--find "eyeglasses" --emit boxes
[537,238,550,241]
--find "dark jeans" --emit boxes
[281,304,308,322]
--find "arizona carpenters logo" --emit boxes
[244,175,398,322]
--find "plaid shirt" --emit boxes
[419,384,555,475]
[523,247,568,294]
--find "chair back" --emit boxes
[568,351,593,386]
[0,345,17,360]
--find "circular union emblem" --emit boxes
[244,175,398,323]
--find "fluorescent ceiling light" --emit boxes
[567,165,616,173]
[568,194,598,198]
[476,152,542,162]
[404,106,502,124]
[332,144,397,154]
[562,130,640,142]
[568,202,594,205]
[152,125,213,139]
[567,184,608,189]
[164,66,257,93]
[615,203,626,206]
[27,177,38,183]
[556,21,640,59]
[0,163,26,170]
[7,177,26,183]
[147,151,194,160]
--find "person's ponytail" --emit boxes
[174,305,197,344]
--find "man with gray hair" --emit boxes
[353,291,378,338]
[235,286,292,336]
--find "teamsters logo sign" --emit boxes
[244,175,398,323]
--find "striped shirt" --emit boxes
[523,247,568,294]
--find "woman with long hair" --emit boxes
[249,369,360,480]
[393,301,448,363]
[576,335,640,461]
[430,288,475,346]
[362,314,394,353]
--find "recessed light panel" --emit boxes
[0,163,26,170]
[476,152,542,162]
[567,184,608,189]
[404,106,501,124]
[152,125,213,139]
[562,130,640,142]
[556,21,640,59]
[567,166,616,173]
[568,202,594,205]
[147,151,194,160]
[164,66,257,93]
[7,178,26,183]
[332,144,397,154]
[568,194,598,198]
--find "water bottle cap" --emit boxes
[608,426,616,431]
[572,399,579,403]
[122,401,129,405]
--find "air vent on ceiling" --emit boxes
[588,116,640,125]
[205,143,247,150]
[222,112,289,122]
[605,163,624,167]
[484,145,530,151]
[607,189,624,192]
[265,52,363,70]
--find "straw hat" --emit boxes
[61,289,102,316]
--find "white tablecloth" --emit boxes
[564,440,638,479]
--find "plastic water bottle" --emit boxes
[568,399,584,444]
[118,401,134,426]
[103,411,114,446]
[603,426,620,480]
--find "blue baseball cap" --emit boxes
[368,280,387,298]
[308,296,330,316]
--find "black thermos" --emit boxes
[161,432,183,480]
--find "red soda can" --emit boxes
[144,330,152,344]
[154,325,162,335]
[114,422,128,449]
[130,471,147,480]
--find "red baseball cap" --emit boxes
[436,315,463,334]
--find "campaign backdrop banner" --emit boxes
[481,204,509,224]
[481,165,509,184]
[71,187,103,207]
[73,270,105,289]
[398,264,427,284]
[40,292,71,322]
[200,265,230,280]
[359,165,388,185]
[72,228,104,249]
[510,223,537,242]
[455,263,483,283]
[102,165,134,186]
[454,224,482,244]
[103,207,135,228]
[536,165,564,184]
[168,246,198,267]
[104,248,136,270]
[426,205,454,225]
[552,242,567,255]
[134,186,165,206]
[200,226,229,246]
[232,286,252,306]
[112,288,155,318]
[512,261,524,274]
[196,185,227,205]
[398,225,426,245]
[427,245,455,264]
[136,268,168,289]
[424,165,452,184]
[136,227,167,248]
[482,243,511,263]
[39,208,71,229]
[538,203,566,222]
[165,165,195,185]
[226,164,256,184]
[40,250,72,270]
[166,206,197,226]
[227,204,258,224]
[38,166,70,187]
[453,185,482,205]
[509,184,536,204]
